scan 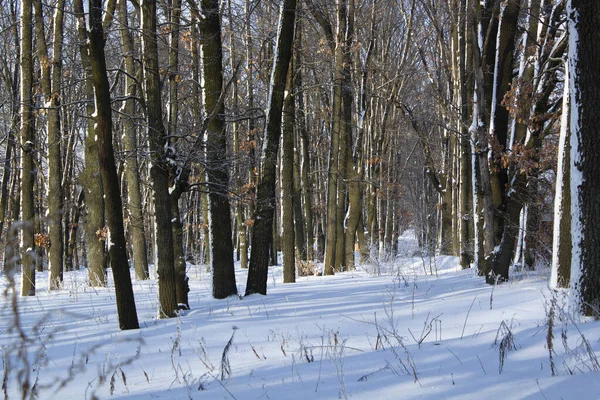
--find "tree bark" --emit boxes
[551,64,571,289]
[117,0,149,281]
[88,0,139,330]
[567,0,600,316]
[141,0,178,316]
[33,0,65,289]
[246,0,297,295]
[281,62,296,283]
[199,0,238,299]
[20,0,36,296]
[74,0,107,287]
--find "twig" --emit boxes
[461,295,477,340]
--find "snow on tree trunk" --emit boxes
[551,64,571,289]
[568,0,600,316]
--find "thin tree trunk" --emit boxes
[117,0,149,280]
[551,64,571,289]
[226,0,248,271]
[281,61,296,283]
[33,0,65,288]
[292,16,307,263]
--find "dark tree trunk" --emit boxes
[141,0,178,316]
[20,0,36,296]
[281,63,296,284]
[74,0,107,287]
[568,0,600,316]
[88,0,139,330]
[245,0,297,295]
[199,0,238,299]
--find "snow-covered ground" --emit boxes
[2,230,600,399]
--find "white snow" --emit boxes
[550,63,570,289]
[106,226,114,251]
[2,230,600,399]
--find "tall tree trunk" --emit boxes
[226,0,248,270]
[117,0,149,280]
[141,0,178,316]
[567,0,600,316]
[0,0,19,266]
[33,0,65,289]
[199,0,238,299]
[166,0,190,308]
[245,0,297,295]
[89,0,139,330]
[20,0,36,296]
[470,1,494,277]
[75,0,107,287]
[458,0,472,268]
[299,88,314,262]
[487,0,521,282]
[244,0,257,268]
[281,62,296,283]
[322,0,349,275]
[551,64,571,289]
[292,16,307,263]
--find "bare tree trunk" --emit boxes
[171,188,190,309]
[20,0,36,296]
[299,95,314,262]
[199,0,238,299]
[470,1,494,276]
[243,0,257,268]
[141,0,178,316]
[281,54,296,283]
[166,0,190,309]
[567,0,600,316]
[117,0,149,280]
[33,0,65,288]
[292,17,307,263]
[226,0,248,271]
[88,0,139,330]
[551,64,571,289]
[75,0,107,287]
[246,0,297,295]
[487,0,521,282]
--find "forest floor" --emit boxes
[2,230,600,399]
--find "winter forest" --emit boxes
[1,0,600,398]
